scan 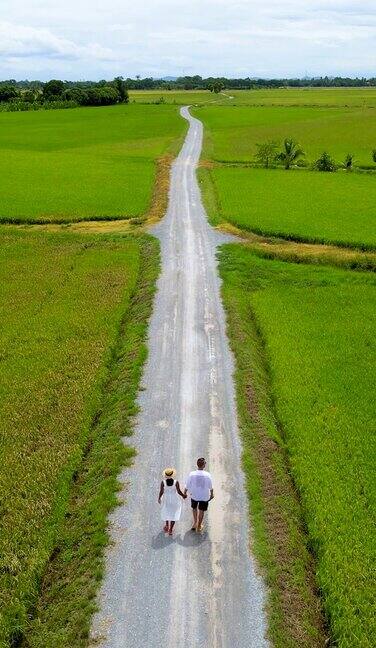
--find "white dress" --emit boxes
[160,479,182,522]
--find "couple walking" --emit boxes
[158,457,214,536]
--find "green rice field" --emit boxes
[222,87,376,107]
[0,104,185,222]
[129,89,216,104]
[219,246,376,647]
[1,90,375,647]
[210,166,376,248]
[130,87,376,108]
[0,227,154,643]
[194,104,376,165]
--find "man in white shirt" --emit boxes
[184,457,214,532]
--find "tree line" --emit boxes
[2,75,376,93]
[0,77,129,109]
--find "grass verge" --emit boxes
[20,235,159,648]
[220,254,329,647]
[219,246,376,647]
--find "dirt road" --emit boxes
[90,107,268,647]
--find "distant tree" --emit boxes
[372,150,376,164]
[63,88,88,104]
[112,77,129,102]
[254,141,279,168]
[313,152,336,172]
[23,89,38,103]
[277,139,305,169]
[208,81,224,94]
[84,86,120,106]
[213,81,224,94]
[0,84,18,102]
[43,79,64,100]
[344,153,354,171]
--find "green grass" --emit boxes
[0,104,185,222]
[129,89,217,104]
[193,104,376,166]
[219,246,376,647]
[0,227,157,645]
[22,234,159,648]
[130,87,376,108]
[210,166,376,249]
[223,87,376,107]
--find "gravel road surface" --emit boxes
[90,107,268,648]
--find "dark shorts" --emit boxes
[191,498,209,511]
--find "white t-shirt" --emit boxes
[186,470,213,502]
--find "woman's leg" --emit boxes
[163,521,169,532]
[169,521,175,535]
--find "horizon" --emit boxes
[2,74,376,84]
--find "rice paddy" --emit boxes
[0,104,185,222]
[194,104,376,166]
[210,166,376,248]
[0,227,157,644]
[219,246,376,647]
[1,88,375,647]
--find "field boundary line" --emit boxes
[218,222,376,272]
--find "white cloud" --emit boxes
[0,21,115,61]
[0,1,375,79]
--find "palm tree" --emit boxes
[277,138,305,169]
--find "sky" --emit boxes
[1,0,375,80]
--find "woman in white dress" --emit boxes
[158,468,186,536]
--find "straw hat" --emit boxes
[163,467,176,478]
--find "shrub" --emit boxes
[0,100,78,113]
[254,141,279,168]
[313,151,337,172]
[83,86,121,106]
[344,154,354,171]
[63,88,88,104]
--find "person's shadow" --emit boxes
[177,529,207,548]
[151,529,208,551]
[151,531,174,550]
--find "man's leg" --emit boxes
[197,509,205,531]
[191,500,198,530]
